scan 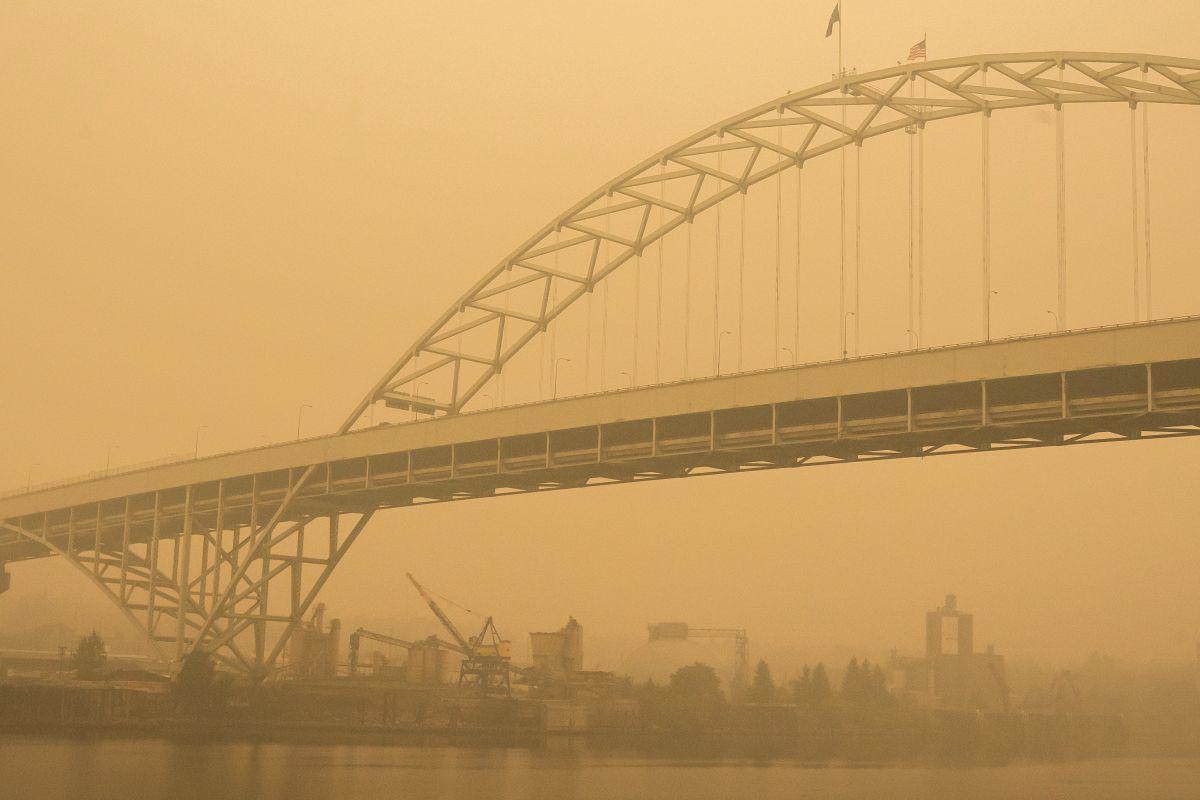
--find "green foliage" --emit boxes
[747,659,776,704]
[70,631,107,680]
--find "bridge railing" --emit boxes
[0,452,194,500]
[4,314,1197,502]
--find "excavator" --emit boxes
[406,572,515,695]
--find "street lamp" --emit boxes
[907,329,921,349]
[553,357,571,399]
[617,370,632,388]
[478,393,495,409]
[26,463,38,493]
[1045,309,1060,332]
[296,404,312,440]
[412,382,427,422]
[841,312,856,359]
[104,444,120,475]
[717,330,733,375]
[988,290,1000,340]
[193,425,208,459]
[780,346,795,366]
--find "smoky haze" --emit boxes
[1,0,1198,674]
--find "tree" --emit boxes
[70,631,107,680]
[841,657,893,709]
[793,662,833,710]
[642,663,727,735]
[747,659,776,704]
[841,657,861,700]
[669,663,724,700]
[173,650,231,717]
[791,665,812,703]
[810,663,832,702]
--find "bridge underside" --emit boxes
[3,327,1199,675]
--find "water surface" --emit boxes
[1,735,1195,799]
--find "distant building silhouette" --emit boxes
[529,617,584,681]
[889,594,1008,711]
[287,603,341,680]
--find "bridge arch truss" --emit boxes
[4,53,1200,678]
[350,52,1200,429]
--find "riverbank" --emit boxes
[0,676,1133,764]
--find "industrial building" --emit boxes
[404,636,462,686]
[889,594,1008,711]
[529,617,583,681]
[287,604,341,680]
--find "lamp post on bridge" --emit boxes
[780,346,794,366]
[296,404,312,440]
[841,312,855,359]
[987,290,1000,341]
[717,330,733,375]
[1046,310,1060,332]
[618,370,632,388]
[553,357,571,400]
[104,444,120,476]
[193,425,208,459]
[26,463,38,493]
[412,383,426,422]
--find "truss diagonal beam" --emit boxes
[343,51,1200,426]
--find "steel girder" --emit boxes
[344,51,1200,428]
[8,52,1200,678]
[1,496,373,677]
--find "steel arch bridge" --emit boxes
[2,52,1199,678]
[350,51,1200,426]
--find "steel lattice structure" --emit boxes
[2,52,1199,678]
[348,52,1200,429]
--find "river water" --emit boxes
[1,735,1196,799]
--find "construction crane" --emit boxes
[406,572,512,695]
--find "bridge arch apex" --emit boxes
[345,52,1200,429]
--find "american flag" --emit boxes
[908,39,927,61]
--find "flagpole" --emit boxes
[838,4,843,76]
[838,2,846,358]
[918,32,927,347]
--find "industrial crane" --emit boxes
[348,628,470,676]
[348,629,412,676]
[406,572,513,695]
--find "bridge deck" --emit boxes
[3,317,1200,563]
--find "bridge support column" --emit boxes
[1,474,377,679]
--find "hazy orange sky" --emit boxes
[2,1,1198,669]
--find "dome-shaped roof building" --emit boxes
[617,622,746,690]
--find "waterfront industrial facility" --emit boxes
[1,587,1128,741]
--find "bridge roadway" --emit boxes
[3,316,1199,568]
